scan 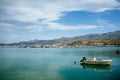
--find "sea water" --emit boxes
[0,47,120,80]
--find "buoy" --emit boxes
[74,61,76,64]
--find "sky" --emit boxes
[0,0,120,43]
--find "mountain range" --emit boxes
[1,30,120,46]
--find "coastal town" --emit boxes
[1,39,120,48]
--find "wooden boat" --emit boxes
[80,57,112,65]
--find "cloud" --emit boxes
[44,22,97,30]
[95,19,120,32]
[96,19,117,28]
[0,0,120,43]
[0,0,120,22]
[25,25,43,33]
[0,22,98,37]
[0,22,16,33]
[1,0,119,28]
[0,22,14,28]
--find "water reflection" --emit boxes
[81,64,112,71]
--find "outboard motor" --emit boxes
[116,50,120,55]
[80,57,86,62]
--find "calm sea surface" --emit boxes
[0,47,120,80]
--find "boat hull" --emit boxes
[81,64,112,71]
[81,59,112,66]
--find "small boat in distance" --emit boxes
[116,50,120,55]
[80,57,112,66]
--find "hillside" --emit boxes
[68,39,120,46]
[20,30,120,44]
[1,30,120,47]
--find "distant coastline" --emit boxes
[0,30,120,48]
